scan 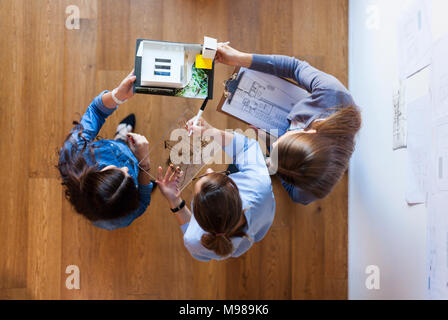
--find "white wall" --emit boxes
[348,0,428,299]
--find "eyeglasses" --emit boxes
[192,170,231,181]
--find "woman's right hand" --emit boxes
[114,70,137,101]
[127,132,150,167]
[186,116,215,135]
[216,43,253,68]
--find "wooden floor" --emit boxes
[0,0,348,299]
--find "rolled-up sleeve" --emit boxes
[281,180,316,205]
[180,222,189,234]
[250,54,350,94]
[133,182,154,217]
[78,91,118,142]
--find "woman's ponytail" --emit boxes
[201,233,234,257]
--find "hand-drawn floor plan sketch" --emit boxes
[222,68,309,137]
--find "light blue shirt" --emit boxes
[181,133,276,261]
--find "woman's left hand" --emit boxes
[115,70,137,101]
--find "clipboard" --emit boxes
[216,67,308,135]
[216,67,242,120]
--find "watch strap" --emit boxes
[170,199,186,213]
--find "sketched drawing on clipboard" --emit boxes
[221,68,309,137]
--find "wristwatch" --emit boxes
[170,199,186,213]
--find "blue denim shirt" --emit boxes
[60,91,153,230]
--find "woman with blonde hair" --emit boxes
[216,44,361,204]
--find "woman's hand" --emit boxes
[215,43,252,68]
[186,116,234,147]
[115,70,137,101]
[156,164,184,208]
[186,116,215,135]
[126,132,150,168]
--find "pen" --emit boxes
[189,97,209,137]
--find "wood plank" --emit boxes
[258,0,294,55]
[226,0,261,53]
[62,9,98,131]
[191,260,228,299]
[292,0,330,57]
[25,0,65,178]
[27,178,62,299]
[260,227,291,299]
[225,243,265,300]
[0,0,28,290]
[326,0,349,85]
[0,288,30,300]
[129,0,164,40]
[291,200,325,299]
[61,197,132,299]
[324,277,347,300]
[324,175,348,281]
[97,0,131,70]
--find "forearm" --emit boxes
[101,91,118,110]
[233,52,253,68]
[138,169,151,185]
[169,197,191,226]
[138,160,151,185]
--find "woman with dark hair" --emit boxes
[215,44,362,204]
[156,120,275,261]
[58,70,155,230]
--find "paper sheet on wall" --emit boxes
[431,36,448,120]
[426,35,448,298]
[427,192,448,299]
[432,0,448,42]
[427,118,448,299]
[433,120,448,193]
[221,68,309,137]
[393,80,407,150]
[398,0,432,79]
[405,66,431,204]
